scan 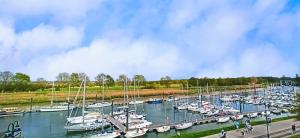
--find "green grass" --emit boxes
[168,116,296,138]
[288,134,300,138]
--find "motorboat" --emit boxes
[205,110,219,117]
[87,102,111,109]
[248,112,258,118]
[175,122,193,130]
[156,125,170,133]
[282,109,289,113]
[147,98,163,104]
[231,114,244,120]
[177,104,188,110]
[272,109,282,114]
[0,107,23,117]
[129,100,144,105]
[89,131,120,138]
[125,128,148,138]
[218,117,230,123]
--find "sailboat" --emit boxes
[156,100,170,133]
[175,82,193,130]
[129,79,144,105]
[125,127,148,138]
[89,131,120,138]
[65,76,109,132]
[175,122,193,130]
[217,116,230,123]
[40,81,74,112]
[89,77,120,138]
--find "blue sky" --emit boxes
[0,0,300,80]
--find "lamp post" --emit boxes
[264,88,270,138]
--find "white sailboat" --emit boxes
[217,116,230,123]
[129,79,144,105]
[87,102,111,109]
[125,128,148,138]
[156,125,171,133]
[65,76,108,132]
[231,114,244,120]
[40,81,74,112]
[89,78,120,138]
[89,131,120,138]
[175,122,193,130]
[156,100,170,133]
[175,82,193,130]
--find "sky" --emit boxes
[0,0,300,81]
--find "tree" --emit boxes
[133,75,146,86]
[78,73,90,82]
[160,76,172,88]
[14,73,30,83]
[56,72,70,82]
[70,73,79,86]
[95,73,115,87]
[0,71,14,92]
[296,74,300,86]
[95,73,106,86]
[14,73,31,91]
[106,75,115,87]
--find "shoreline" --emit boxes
[0,87,263,108]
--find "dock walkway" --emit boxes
[105,115,127,132]
[204,119,300,138]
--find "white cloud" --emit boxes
[0,20,83,72]
[198,44,298,77]
[24,38,190,80]
[1,0,299,80]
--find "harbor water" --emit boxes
[0,91,294,138]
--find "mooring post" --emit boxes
[126,107,129,131]
[96,94,97,102]
[111,100,114,116]
[239,98,242,113]
[67,102,70,117]
[30,97,33,113]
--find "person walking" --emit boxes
[292,124,296,134]
[220,129,226,138]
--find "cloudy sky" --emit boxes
[0,0,300,81]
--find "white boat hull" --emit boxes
[125,128,148,138]
[175,122,193,130]
[156,125,170,133]
[89,132,120,138]
[218,117,230,123]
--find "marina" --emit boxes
[0,84,298,138]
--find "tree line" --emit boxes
[1,71,300,92]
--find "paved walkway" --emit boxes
[204,119,300,138]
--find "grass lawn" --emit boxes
[168,116,296,138]
[289,134,300,138]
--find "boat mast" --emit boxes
[68,83,71,103]
[186,81,189,103]
[82,76,86,124]
[123,78,126,109]
[197,80,200,108]
[101,76,105,131]
[51,81,54,107]
[133,78,137,113]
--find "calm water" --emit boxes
[0,91,291,138]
